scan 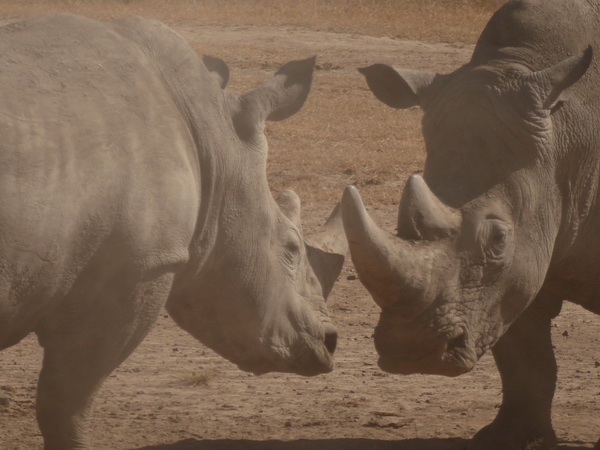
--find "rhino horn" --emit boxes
[306,202,347,299]
[342,186,435,312]
[276,189,303,231]
[397,174,461,241]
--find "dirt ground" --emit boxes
[0,19,599,450]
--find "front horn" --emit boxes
[342,186,436,314]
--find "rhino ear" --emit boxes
[359,64,436,109]
[305,203,347,299]
[203,55,229,89]
[276,189,302,230]
[528,46,592,110]
[239,56,315,127]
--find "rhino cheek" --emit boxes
[167,295,264,364]
[473,228,554,341]
[167,240,337,375]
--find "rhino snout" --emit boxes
[323,323,338,355]
[238,324,336,377]
[259,319,338,377]
[285,326,337,377]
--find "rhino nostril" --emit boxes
[446,328,466,352]
[324,330,337,354]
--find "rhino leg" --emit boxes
[35,269,175,449]
[472,295,562,450]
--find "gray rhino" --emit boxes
[0,13,347,449]
[344,0,599,448]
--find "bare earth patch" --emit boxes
[0,18,598,450]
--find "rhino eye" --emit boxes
[491,226,506,243]
[282,231,302,268]
[483,219,511,260]
[490,229,506,251]
[285,240,301,254]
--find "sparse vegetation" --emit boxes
[0,0,503,43]
[177,369,217,387]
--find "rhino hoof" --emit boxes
[471,422,557,450]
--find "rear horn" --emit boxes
[397,175,461,241]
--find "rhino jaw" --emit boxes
[236,320,337,377]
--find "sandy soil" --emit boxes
[0,22,599,450]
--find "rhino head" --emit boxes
[345,45,593,376]
[167,57,347,376]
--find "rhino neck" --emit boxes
[163,73,267,272]
[187,149,272,280]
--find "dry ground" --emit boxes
[0,2,599,449]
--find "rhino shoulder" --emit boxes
[110,16,212,85]
[110,15,189,53]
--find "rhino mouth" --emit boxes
[285,328,336,376]
[376,326,476,377]
[237,324,336,377]
[439,327,477,374]
[241,349,334,377]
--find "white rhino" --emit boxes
[0,13,347,449]
[344,0,599,448]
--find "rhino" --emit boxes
[0,13,347,449]
[343,0,600,448]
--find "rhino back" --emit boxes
[0,14,201,345]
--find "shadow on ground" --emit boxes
[136,437,594,450]
[137,438,467,450]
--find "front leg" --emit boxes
[35,270,175,449]
[472,295,562,450]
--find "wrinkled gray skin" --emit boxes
[0,13,347,449]
[344,0,600,448]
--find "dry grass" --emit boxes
[266,76,426,208]
[177,369,217,387]
[0,0,503,43]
